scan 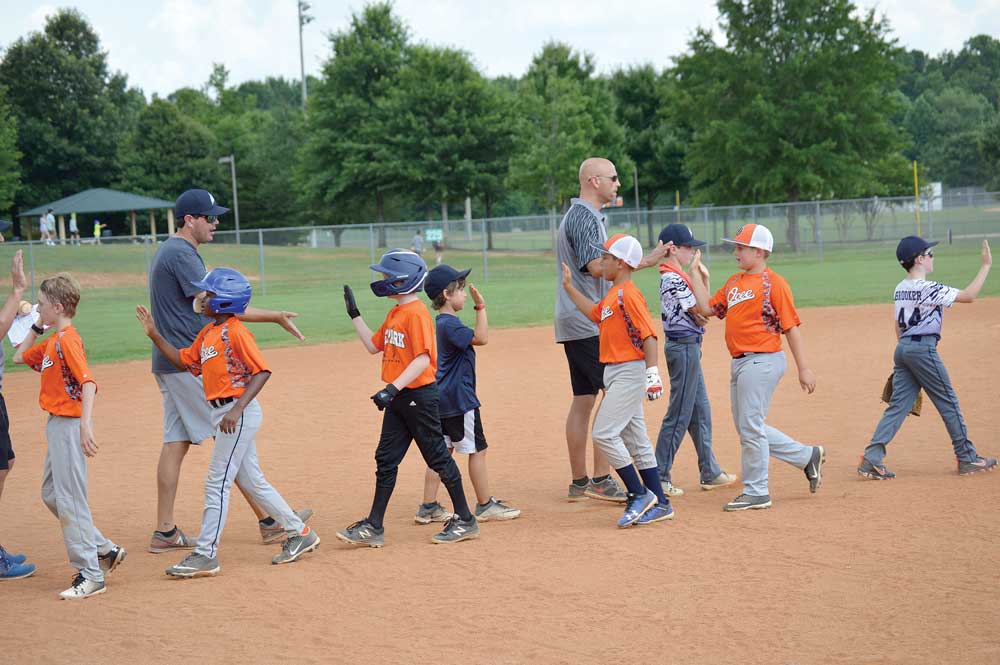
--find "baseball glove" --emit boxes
[881,373,923,416]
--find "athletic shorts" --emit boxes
[561,336,604,396]
[0,393,13,470]
[155,372,214,445]
[440,409,487,454]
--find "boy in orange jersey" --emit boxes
[689,224,825,511]
[338,249,479,547]
[14,273,126,599]
[136,268,319,578]
[562,234,674,527]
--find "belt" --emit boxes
[904,334,940,343]
[208,396,236,408]
[667,334,702,344]
[733,352,761,359]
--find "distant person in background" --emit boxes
[433,238,444,265]
[411,229,424,255]
[92,219,105,245]
[41,209,55,246]
[69,213,80,246]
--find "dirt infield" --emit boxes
[3,301,999,665]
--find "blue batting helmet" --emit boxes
[369,249,428,297]
[191,267,252,314]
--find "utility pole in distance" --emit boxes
[219,155,240,245]
[298,1,314,110]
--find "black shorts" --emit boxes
[562,336,604,396]
[0,393,13,471]
[440,408,488,453]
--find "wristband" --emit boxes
[31,323,44,335]
[474,304,486,311]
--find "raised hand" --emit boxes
[469,283,485,308]
[135,305,156,337]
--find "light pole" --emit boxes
[218,155,240,245]
[298,1,313,110]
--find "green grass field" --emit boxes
[0,234,995,370]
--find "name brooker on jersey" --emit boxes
[894,278,959,337]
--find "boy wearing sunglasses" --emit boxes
[858,236,995,479]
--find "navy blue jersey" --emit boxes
[435,313,481,418]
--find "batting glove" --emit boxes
[343,285,361,320]
[645,367,663,401]
[371,384,400,411]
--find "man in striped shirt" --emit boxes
[555,157,667,502]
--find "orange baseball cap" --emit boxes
[723,224,774,252]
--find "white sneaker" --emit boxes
[661,481,685,497]
[59,573,106,599]
[474,497,521,522]
[700,471,738,491]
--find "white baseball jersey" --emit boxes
[893,278,958,338]
[659,266,704,337]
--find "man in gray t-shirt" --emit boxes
[147,189,310,553]
[557,158,668,503]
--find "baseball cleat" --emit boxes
[474,497,521,522]
[431,516,480,544]
[336,519,384,548]
[149,526,196,554]
[723,493,772,511]
[958,456,998,476]
[59,574,106,599]
[858,458,896,480]
[260,508,314,544]
[98,545,127,575]
[165,553,220,578]
[618,490,657,528]
[637,502,675,525]
[0,549,35,580]
[414,501,454,524]
[272,527,320,565]
[804,446,825,493]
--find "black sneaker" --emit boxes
[98,545,127,575]
[858,458,896,480]
[431,516,480,544]
[804,446,825,493]
[957,456,998,476]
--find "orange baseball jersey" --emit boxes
[588,281,658,364]
[22,326,97,417]
[372,300,437,388]
[178,318,270,401]
[709,269,801,357]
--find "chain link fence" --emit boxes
[3,191,998,301]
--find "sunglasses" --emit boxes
[591,174,619,183]
[193,215,219,223]
[921,250,934,258]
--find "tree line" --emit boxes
[0,1,998,246]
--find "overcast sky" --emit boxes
[2,1,997,99]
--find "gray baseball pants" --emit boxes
[194,399,304,559]
[655,336,722,483]
[864,335,978,465]
[731,351,812,496]
[42,415,115,583]
[592,360,657,471]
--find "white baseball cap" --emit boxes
[592,233,643,269]
[722,223,774,252]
